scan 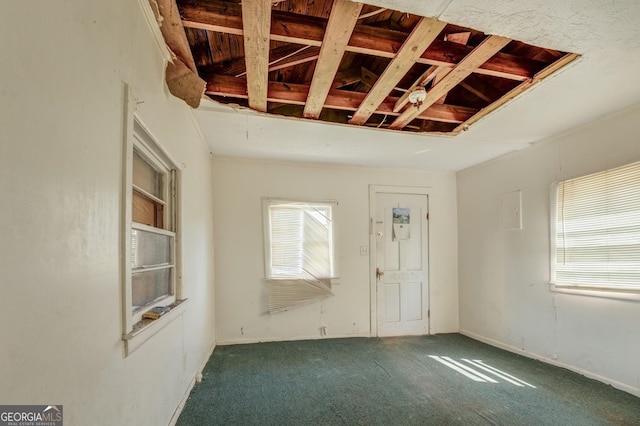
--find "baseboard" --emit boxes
[168,340,217,426]
[216,332,372,346]
[460,329,640,398]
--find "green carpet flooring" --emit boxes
[177,334,640,425]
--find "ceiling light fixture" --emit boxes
[407,86,427,107]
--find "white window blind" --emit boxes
[552,161,640,290]
[264,200,336,312]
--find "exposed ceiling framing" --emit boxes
[175,0,579,135]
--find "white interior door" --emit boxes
[373,192,429,337]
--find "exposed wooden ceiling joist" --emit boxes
[434,29,470,105]
[179,2,543,81]
[389,35,512,130]
[240,0,271,111]
[349,18,447,125]
[432,67,452,105]
[303,0,363,119]
[205,74,478,123]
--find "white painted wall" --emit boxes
[457,103,640,396]
[0,1,215,425]
[212,158,458,344]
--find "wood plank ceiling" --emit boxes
[178,0,579,135]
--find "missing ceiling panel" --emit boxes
[178,0,579,135]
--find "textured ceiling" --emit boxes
[193,0,640,171]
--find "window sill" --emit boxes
[123,299,187,356]
[549,284,640,302]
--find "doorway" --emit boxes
[370,186,430,337]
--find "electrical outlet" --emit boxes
[360,246,369,255]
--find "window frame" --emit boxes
[262,198,338,283]
[121,88,185,355]
[130,142,176,317]
[549,161,640,300]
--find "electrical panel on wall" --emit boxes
[498,190,522,231]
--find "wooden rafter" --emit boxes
[332,68,362,89]
[205,74,478,123]
[241,0,271,111]
[199,44,320,77]
[360,67,378,89]
[459,74,503,103]
[303,0,363,119]
[349,18,447,125]
[263,46,316,76]
[389,35,512,130]
[179,2,543,81]
[358,8,387,20]
[434,31,470,105]
[460,82,491,102]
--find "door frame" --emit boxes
[369,185,432,337]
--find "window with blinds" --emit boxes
[263,199,337,312]
[551,161,640,291]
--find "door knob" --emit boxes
[376,267,384,280]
